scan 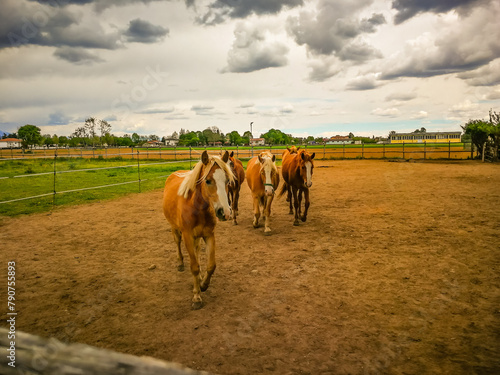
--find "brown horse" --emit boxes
[278,149,315,226]
[281,146,301,203]
[163,150,234,309]
[246,151,280,234]
[226,151,245,225]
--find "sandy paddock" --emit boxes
[1,160,499,374]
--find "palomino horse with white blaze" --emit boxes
[226,151,245,225]
[279,149,315,226]
[163,150,234,309]
[246,151,280,234]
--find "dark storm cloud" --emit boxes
[392,0,489,24]
[194,0,304,25]
[381,4,500,81]
[48,111,73,125]
[53,46,105,64]
[286,0,385,62]
[0,0,121,50]
[124,19,169,43]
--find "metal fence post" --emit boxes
[448,141,451,159]
[189,147,192,169]
[137,151,141,192]
[53,153,57,205]
[323,143,325,160]
[424,141,426,160]
[403,142,405,159]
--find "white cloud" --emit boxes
[371,107,400,117]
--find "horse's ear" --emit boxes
[222,150,229,163]
[201,150,209,165]
[258,155,264,164]
[286,146,291,152]
[272,154,276,162]
[297,146,301,151]
[230,151,234,158]
[311,152,315,160]
[300,152,305,160]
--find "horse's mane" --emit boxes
[177,155,234,199]
[259,151,278,173]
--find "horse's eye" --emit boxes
[206,179,212,185]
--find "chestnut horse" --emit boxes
[226,151,245,225]
[278,149,315,226]
[246,151,280,234]
[163,150,234,309]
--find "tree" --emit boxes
[462,110,500,160]
[131,133,141,145]
[18,124,42,149]
[228,131,243,145]
[99,120,111,145]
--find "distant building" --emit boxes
[250,138,265,146]
[0,138,22,148]
[145,140,164,147]
[163,138,179,147]
[326,135,352,145]
[389,131,462,144]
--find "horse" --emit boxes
[246,151,280,234]
[278,149,315,226]
[281,146,301,203]
[162,150,234,309]
[226,151,245,225]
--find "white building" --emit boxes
[0,138,22,148]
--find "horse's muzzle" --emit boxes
[216,207,232,221]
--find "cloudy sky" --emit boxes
[0,0,499,139]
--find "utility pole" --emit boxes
[250,122,253,138]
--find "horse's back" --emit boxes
[163,171,186,227]
[246,156,262,194]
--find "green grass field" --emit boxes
[0,157,192,217]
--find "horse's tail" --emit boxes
[277,181,288,199]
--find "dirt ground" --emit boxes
[1,160,499,374]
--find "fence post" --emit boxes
[470,143,474,159]
[53,153,57,205]
[383,143,386,159]
[137,151,141,192]
[236,145,239,158]
[424,141,426,160]
[323,143,325,160]
[448,141,451,159]
[189,147,192,169]
[362,142,364,159]
[251,145,254,158]
[403,142,405,159]
[343,143,345,159]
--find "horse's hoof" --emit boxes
[288,210,293,215]
[233,220,238,225]
[293,220,300,226]
[264,228,272,235]
[177,264,185,272]
[192,300,203,310]
[301,216,307,222]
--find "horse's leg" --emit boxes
[252,195,261,228]
[172,229,184,272]
[287,183,293,214]
[301,188,310,222]
[292,185,300,226]
[233,186,240,225]
[263,194,274,234]
[183,233,203,309]
[298,188,303,218]
[200,235,216,292]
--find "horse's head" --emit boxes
[298,151,315,188]
[257,152,278,196]
[201,150,234,221]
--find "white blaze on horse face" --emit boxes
[213,168,232,220]
[305,161,313,188]
[263,164,274,196]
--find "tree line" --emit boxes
[462,110,499,161]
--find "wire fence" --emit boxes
[0,142,474,162]
[0,143,475,213]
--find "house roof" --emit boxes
[0,138,22,142]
